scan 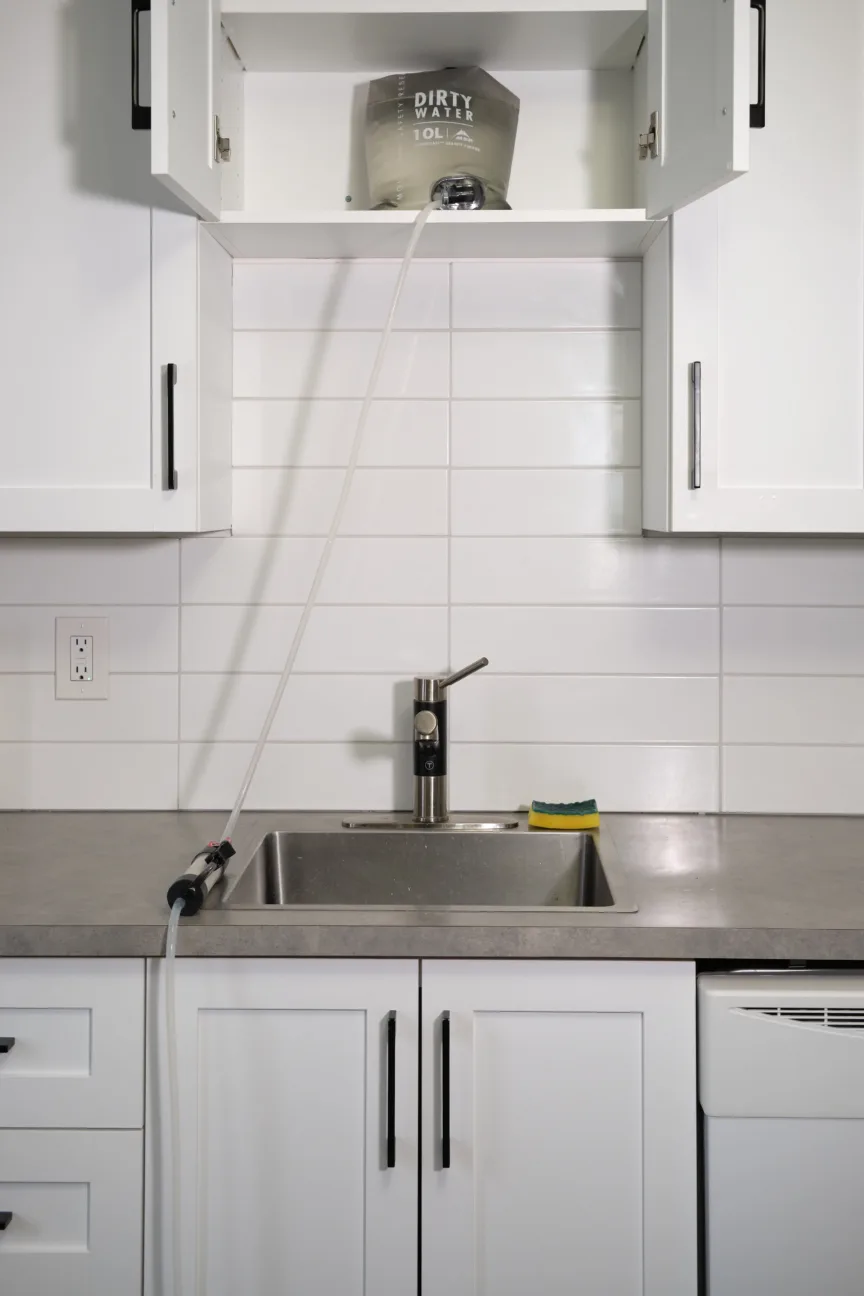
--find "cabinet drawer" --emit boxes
[0,960,144,1128]
[0,1129,142,1296]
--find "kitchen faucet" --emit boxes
[345,656,517,830]
[412,656,489,824]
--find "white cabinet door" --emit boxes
[421,960,696,1296]
[146,958,418,1296]
[0,1130,142,1296]
[151,0,222,220]
[645,0,864,533]
[645,0,751,218]
[0,0,231,534]
[0,959,144,1130]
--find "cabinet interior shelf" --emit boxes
[221,4,647,72]
[205,209,661,259]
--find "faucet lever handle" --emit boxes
[440,657,488,689]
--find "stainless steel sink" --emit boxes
[223,827,635,911]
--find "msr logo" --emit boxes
[453,129,474,144]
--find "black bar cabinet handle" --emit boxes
[0,1212,11,1231]
[165,364,178,491]
[750,0,766,128]
[0,1039,14,1054]
[441,1013,451,1169]
[386,1012,396,1169]
[131,0,151,130]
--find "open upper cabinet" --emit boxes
[146,0,754,258]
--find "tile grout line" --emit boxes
[718,538,725,812]
[6,740,864,750]
[447,260,453,671]
[176,539,182,809]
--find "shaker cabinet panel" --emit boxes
[0,959,144,1130]
[644,0,751,220]
[0,1130,142,1296]
[644,0,864,533]
[151,0,223,221]
[0,0,232,534]
[145,958,418,1296]
[421,959,696,1296]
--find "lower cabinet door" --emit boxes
[421,960,696,1296]
[0,1129,142,1296]
[146,958,419,1296]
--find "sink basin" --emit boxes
[223,828,634,911]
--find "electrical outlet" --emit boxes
[71,635,93,682]
[56,617,109,700]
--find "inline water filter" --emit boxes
[365,66,520,211]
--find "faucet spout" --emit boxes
[412,658,489,825]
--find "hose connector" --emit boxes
[166,839,235,916]
[431,175,486,210]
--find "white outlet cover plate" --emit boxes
[55,616,109,700]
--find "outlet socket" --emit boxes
[56,617,109,699]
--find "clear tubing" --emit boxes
[220,201,439,843]
[165,897,185,1296]
[162,206,438,1295]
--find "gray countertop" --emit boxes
[1,811,863,960]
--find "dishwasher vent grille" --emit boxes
[738,1005,864,1030]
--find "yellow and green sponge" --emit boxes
[528,798,599,831]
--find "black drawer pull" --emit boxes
[0,1213,12,1231]
[165,363,178,491]
[0,1039,14,1054]
[385,1012,396,1169]
[750,0,767,128]
[441,1013,451,1169]
[131,0,151,130]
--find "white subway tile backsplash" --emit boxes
[182,605,448,675]
[182,537,447,605]
[0,744,177,810]
[452,261,642,330]
[233,400,449,467]
[0,675,178,742]
[452,676,718,744]
[179,742,412,810]
[318,538,448,604]
[181,606,301,673]
[450,744,719,812]
[452,332,641,399]
[724,607,864,675]
[0,606,179,672]
[451,469,640,535]
[723,539,864,605]
[451,607,719,675]
[450,401,640,467]
[232,468,448,535]
[451,538,719,605]
[181,674,410,743]
[724,677,864,745]
[12,258,864,814]
[0,540,178,604]
[182,537,322,605]
[234,332,449,399]
[723,746,864,814]
[234,261,450,331]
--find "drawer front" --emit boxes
[0,1129,142,1296]
[0,960,144,1128]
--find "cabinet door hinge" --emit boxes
[638,110,659,161]
[214,115,231,163]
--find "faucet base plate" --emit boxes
[342,817,519,832]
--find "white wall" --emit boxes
[0,257,863,813]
